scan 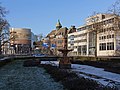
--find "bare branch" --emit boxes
[0,3,8,18]
[107,0,120,15]
[0,3,9,32]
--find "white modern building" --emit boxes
[68,28,88,56]
[68,13,120,57]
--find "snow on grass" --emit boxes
[0,60,64,90]
[41,61,120,88]
[41,61,59,66]
[71,64,120,82]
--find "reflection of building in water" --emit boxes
[68,13,120,57]
[10,28,31,55]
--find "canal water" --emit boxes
[0,60,64,90]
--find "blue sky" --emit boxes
[1,0,116,36]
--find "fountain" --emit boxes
[58,29,73,69]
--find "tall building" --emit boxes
[68,13,120,57]
[68,28,88,56]
[9,28,32,55]
[47,20,67,55]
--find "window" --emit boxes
[69,35,74,40]
[82,45,87,55]
[102,15,105,19]
[58,40,63,44]
[107,42,114,50]
[107,35,111,39]
[112,34,114,38]
[74,46,77,48]
[104,36,106,39]
[102,36,104,40]
[107,34,114,39]
[77,28,82,31]
[78,45,87,55]
[99,43,106,50]
[111,27,114,30]
[78,46,81,55]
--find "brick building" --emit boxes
[47,20,66,55]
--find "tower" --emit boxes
[56,20,62,30]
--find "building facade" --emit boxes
[68,14,120,57]
[47,20,72,56]
[68,28,88,56]
[9,28,32,55]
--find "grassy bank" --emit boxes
[39,64,116,90]
[0,56,33,68]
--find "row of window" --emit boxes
[99,34,114,40]
[98,27,114,33]
[69,27,115,41]
[74,33,87,38]
[78,45,87,55]
[57,40,63,44]
[77,18,115,31]
[99,42,114,50]
[68,40,74,44]
[68,35,74,40]
[101,18,114,25]
[74,39,87,43]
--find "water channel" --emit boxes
[0,60,64,90]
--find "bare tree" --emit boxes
[0,3,9,54]
[0,3,9,30]
[107,0,120,15]
[107,0,120,56]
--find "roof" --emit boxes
[47,30,57,37]
[56,27,68,35]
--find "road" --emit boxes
[0,60,64,90]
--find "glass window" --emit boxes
[102,36,104,40]
[104,36,106,39]
[82,45,87,55]
[112,34,114,38]
[107,42,114,50]
[99,43,106,50]
[78,46,81,55]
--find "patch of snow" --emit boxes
[71,64,120,83]
[41,61,59,66]
[41,61,120,88]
